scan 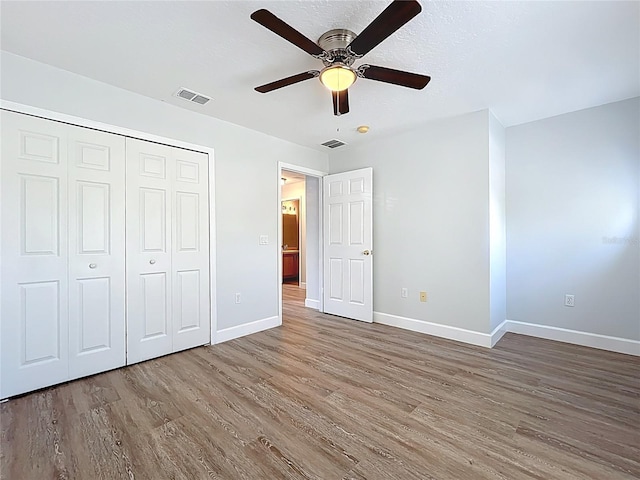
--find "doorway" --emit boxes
[278,163,325,322]
[277,164,374,326]
[281,197,300,286]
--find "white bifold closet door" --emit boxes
[125,138,210,364]
[67,126,126,379]
[0,110,126,398]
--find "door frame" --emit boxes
[0,100,218,344]
[278,162,327,322]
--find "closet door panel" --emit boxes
[126,138,173,363]
[172,149,210,352]
[1,110,212,397]
[68,127,126,379]
[1,111,69,398]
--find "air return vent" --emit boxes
[191,95,210,105]
[321,139,347,149]
[174,87,212,105]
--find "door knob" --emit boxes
[89,263,97,269]
[149,259,156,265]
[362,250,371,256]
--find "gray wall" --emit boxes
[0,52,329,332]
[305,176,320,305]
[6,52,636,345]
[506,97,640,340]
[489,113,507,331]
[330,110,494,334]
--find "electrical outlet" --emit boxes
[259,235,268,245]
[420,291,427,302]
[564,294,575,307]
[235,293,241,304]
[401,288,408,298]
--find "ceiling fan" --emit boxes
[251,0,431,116]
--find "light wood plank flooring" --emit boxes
[1,285,639,479]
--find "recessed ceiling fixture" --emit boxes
[251,1,431,116]
[357,125,370,134]
[174,87,212,105]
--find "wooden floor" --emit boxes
[1,285,639,479]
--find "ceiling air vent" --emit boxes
[191,95,210,105]
[175,87,212,105]
[321,139,347,149]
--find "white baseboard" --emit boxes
[373,312,494,348]
[214,315,280,344]
[212,313,639,356]
[299,282,306,289]
[305,298,320,310]
[371,313,639,356]
[490,320,508,347]
[505,320,640,356]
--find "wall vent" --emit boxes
[321,139,347,149]
[175,87,212,105]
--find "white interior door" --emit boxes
[322,167,373,322]
[0,111,70,398]
[126,138,173,363]
[171,148,210,352]
[68,126,126,379]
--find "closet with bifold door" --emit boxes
[0,110,211,399]
[125,138,210,364]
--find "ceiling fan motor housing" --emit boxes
[317,29,358,66]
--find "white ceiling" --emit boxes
[1,1,638,151]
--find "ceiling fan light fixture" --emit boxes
[320,64,356,92]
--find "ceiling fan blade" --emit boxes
[331,89,350,116]
[358,65,430,90]
[347,0,422,57]
[255,71,319,93]
[251,9,325,57]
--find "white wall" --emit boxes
[305,176,320,306]
[330,110,494,334]
[281,180,306,284]
[506,97,640,341]
[0,52,329,334]
[489,113,507,332]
